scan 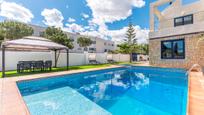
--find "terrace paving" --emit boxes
[188,72,204,115]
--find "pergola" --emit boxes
[1,36,69,77]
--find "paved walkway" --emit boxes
[188,72,204,115]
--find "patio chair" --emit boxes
[88,54,100,64]
[107,59,115,63]
[33,61,44,71]
[17,61,25,73]
[17,61,32,73]
[89,60,101,64]
[44,60,52,71]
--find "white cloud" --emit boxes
[64,23,85,33]
[132,0,146,8]
[0,1,34,23]
[110,26,149,44]
[41,8,64,27]
[81,30,105,38]
[136,28,149,44]
[63,23,149,44]
[86,0,145,25]
[81,13,89,19]
[67,17,76,23]
[84,0,147,44]
[79,25,149,44]
[38,0,148,44]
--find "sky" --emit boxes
[0,0,199,44]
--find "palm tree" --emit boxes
[77,36,93,52]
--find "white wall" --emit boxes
[0,51,130,71]
[95,53,108,63]
[56,52,86,67]
[112,54,130,62]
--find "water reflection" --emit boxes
[77,70,150,106]
[132,73,149,90]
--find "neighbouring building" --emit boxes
[29,24,115,53]
[149,0,204,69]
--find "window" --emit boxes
[88,48,96,53]
[89,48,96,51]
[161,41,172,59]
[184,15,193,25]
[161,39,185,59]
[174,14,193,27]
[173,40,185,58]
[174,18,183,26]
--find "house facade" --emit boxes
[29,24,115,53]
[149,0,204,69]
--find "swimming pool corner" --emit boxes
[0,65,121,115]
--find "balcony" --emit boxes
[150,21,204,39]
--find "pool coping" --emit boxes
[188,71,204,114]
[0,64,201,115]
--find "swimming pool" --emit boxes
[17,66,188,115]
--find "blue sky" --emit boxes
[0,0,199,43]
[0,0,152,28]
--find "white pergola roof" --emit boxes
[2,36,68,50]
[1,36,70,77]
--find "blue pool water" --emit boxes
[17,66,188,115]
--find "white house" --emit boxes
[29,24,115,53]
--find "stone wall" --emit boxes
[149,33,204,69]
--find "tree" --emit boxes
[117,43,132,54]
[0,31,4,45]
[117,21,150,62]
[43,26,74,67]
[125,21,136,45]
[121,21,137,63]
[118,43,149,55]
[42,26,74,49]
[141,44,149,55]
[0,21,33,41]
[77,37,93,52]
